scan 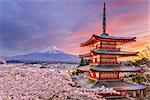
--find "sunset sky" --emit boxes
[0,0,150,56]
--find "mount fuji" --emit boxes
[6,46,79,64]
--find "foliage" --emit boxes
[127,72,150,85]
[126,58,149,67]
[146,74,150,82]
[132,74,145,85]
[131,73,150,85]
[126,46,150,67]
[69,69,83,75]
[79,58,92,66]
[138,46,150,60]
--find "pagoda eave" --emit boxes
[81,34,99,47]
[90,64,143,72]
[81,34,136,47]
[92,50,138,56]
[91,80,147,91]
[75,77,147,91]
[77,65,143,73]
[79,52,138,59]
[90,66,143,72]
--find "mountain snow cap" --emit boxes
[41,45,63,54]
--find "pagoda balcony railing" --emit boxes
[100,62,121,64]
[89,76,124,81]
[98,47,120,51]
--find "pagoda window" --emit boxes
[97,58,100,62]
[92,54,101,63]
[93,59,95,63]
[94,43,97,46]
[96,72,99,79]
[93,41,101,49]
[97,41,101,45]
[97,55,100,58]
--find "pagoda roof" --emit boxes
[81,34,136,47]
[91,80,147,91]
[92,49,138,56]
[75,78,147,91]
[77,65,143,72]
[79,50,138,58]
[90,65,143,72]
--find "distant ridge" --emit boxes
[6,46,79,64]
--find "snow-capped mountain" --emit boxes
[40,46,63,54]
[6,46,79,63]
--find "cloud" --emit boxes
[0,0,149,56]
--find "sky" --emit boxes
[0,0,150,56]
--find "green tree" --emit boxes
[79,58,92,66]
[126,47,150,67]
[79,58,87,66]
[138,46,150,60]
[132,74,145,85]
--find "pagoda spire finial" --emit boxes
[101,2,108,36]
[103,2,106,33]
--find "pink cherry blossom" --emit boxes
[0,64,105,100]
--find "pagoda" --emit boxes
[77,3,147,97]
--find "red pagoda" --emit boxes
[77,3,147,98]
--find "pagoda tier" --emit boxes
[81,34,136,47]
[77,78,147,91]
[76,78,146,91]
[79,50,138,58]
[77,65,143,73]
[78,65,143,81]
[92,49,138,55]
[91,80,147,91]
[79,50,138,65]
[90,65,143,72]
